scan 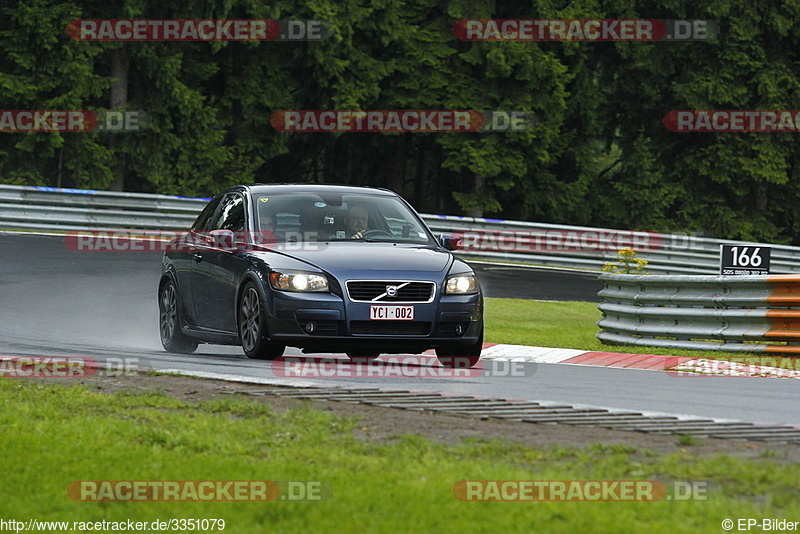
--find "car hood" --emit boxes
[252,242,452,276]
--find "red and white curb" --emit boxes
[473,343,800,379]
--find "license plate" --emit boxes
[370,305,414,321]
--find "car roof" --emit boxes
[231,183,397,197]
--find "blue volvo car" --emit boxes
[158,184,484,367]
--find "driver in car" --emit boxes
[345,205,370,239]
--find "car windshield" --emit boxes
[255,192,434,245]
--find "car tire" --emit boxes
[159,279,199,354]
[238,282,285,360]
[435,322,483,369]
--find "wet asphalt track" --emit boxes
[1,233,798,427]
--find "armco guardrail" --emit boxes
[3,183,800,275]
[0,184,206,231]
[597,273,800,354]
[423,215,800,275]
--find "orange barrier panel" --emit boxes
[766,311,800,339]
[767,275,800,305]
[765,345,800,354]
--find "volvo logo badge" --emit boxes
[386,285,398,297]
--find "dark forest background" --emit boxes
[3,0,800,243]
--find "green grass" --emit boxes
[2,379,799,533]
[485,298,602,349]
[677,434,703,447]
[483,297,797,364]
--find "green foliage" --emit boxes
[4,0,800,243]
[592,0,800,243]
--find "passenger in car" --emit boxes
[254,212,277,247]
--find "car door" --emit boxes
[172,196,221,326]
[190,192,246,332]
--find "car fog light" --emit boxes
[305,322,316,333]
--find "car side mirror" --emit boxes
[439,233,461,251]
[209,229,235,250]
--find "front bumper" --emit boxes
[266,290,482,353]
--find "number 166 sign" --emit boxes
[720,245,770,275]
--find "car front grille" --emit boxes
[350,321,431,336]
[346,281,435,302]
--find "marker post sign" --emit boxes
[720,245,770,275]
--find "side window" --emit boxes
[211,193,246,232]
[191,197,222,232]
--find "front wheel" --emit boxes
[238,282,285,360]
[435,323,483,369]
[159,279,199,354]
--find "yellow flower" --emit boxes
[603,248,648,275]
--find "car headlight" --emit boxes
[269,271,329,292]
[445,274,478,294]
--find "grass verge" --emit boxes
[484,297,797,364]
[2,379,799,533]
